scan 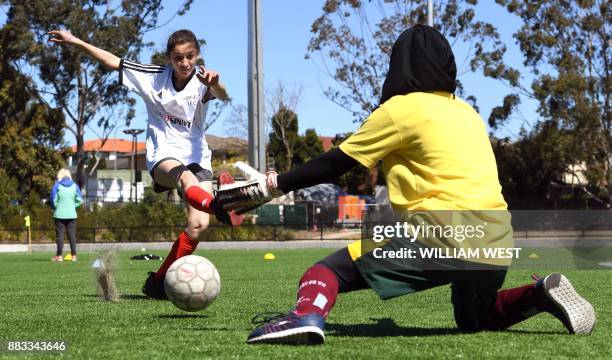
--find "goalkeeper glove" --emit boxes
[216,161,283,215]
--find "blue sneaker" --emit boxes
[246,312,325,345]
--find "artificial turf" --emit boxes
[0,249,610,359]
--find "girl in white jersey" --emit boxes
[48,29,228,299]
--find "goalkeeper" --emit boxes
[224,25,595,344]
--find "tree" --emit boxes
[307,0,505,121]
[294,128,325,165]
[0,168,19,221]
[264,81,305,171]
[267,107,300,172]
[224,81,304,171]
[492,126,570,202]
[224,103,249,140]
[236,84,322,172]
[489,0,611,207]
[0,25,66,205]
[2,0,193,188]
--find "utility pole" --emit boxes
[123,129,144,202]
[248,0,266,172]
[427,0,433,26]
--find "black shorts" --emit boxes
[150,157,213,193]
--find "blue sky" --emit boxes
[2,1,537,145]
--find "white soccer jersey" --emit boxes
[119,59,213,172]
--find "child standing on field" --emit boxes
[48,29,229,298]
[50,169,82,262]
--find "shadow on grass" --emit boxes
[326,318,461,337]
[328,318,568,337]
[82,294,149,301]
[505,329,566,335]
[158,314,209,319]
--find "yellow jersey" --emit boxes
[340,92,513,266]
[340,92,507,211]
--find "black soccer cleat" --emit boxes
[536,273,596,334]
[247,312,325,345]
[141,271,167,300]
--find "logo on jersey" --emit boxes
[162,113,192,128]
[184,94,200,107]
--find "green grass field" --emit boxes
[0,249,610,359]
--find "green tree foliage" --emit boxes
[267,111,325,173]
[2,0,193,188]
[489,0,611,206]
[0,26,66,209]
[492,125,570,200]
[307,0,504,121]
[0,168,20,224]
[295,128,325,165]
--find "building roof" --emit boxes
[71,134,332,155]
[70,138,146,154]
[206,134,247,151]
[319,136,334,152]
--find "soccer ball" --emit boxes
[164,255,221,312]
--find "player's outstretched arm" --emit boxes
[218,148,360,214]
[276,148,360,193]
[47,30,121,71]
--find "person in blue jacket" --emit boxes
[50,169,83,262]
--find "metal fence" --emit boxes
[2,209,611,244]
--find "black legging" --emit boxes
[55,218,77,256]
[318,247,369,293]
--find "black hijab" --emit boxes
[380,24,457,105]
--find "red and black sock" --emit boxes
[185,186,214,214]
[484,282,548,330]
[154,231,198,281]
[294,264,339,318]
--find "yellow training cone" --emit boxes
[263,253,276,261]
[63,254,73,261]
[529,253,540,259]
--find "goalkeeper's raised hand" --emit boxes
[216,148,360,219]
[216,162,283,215]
